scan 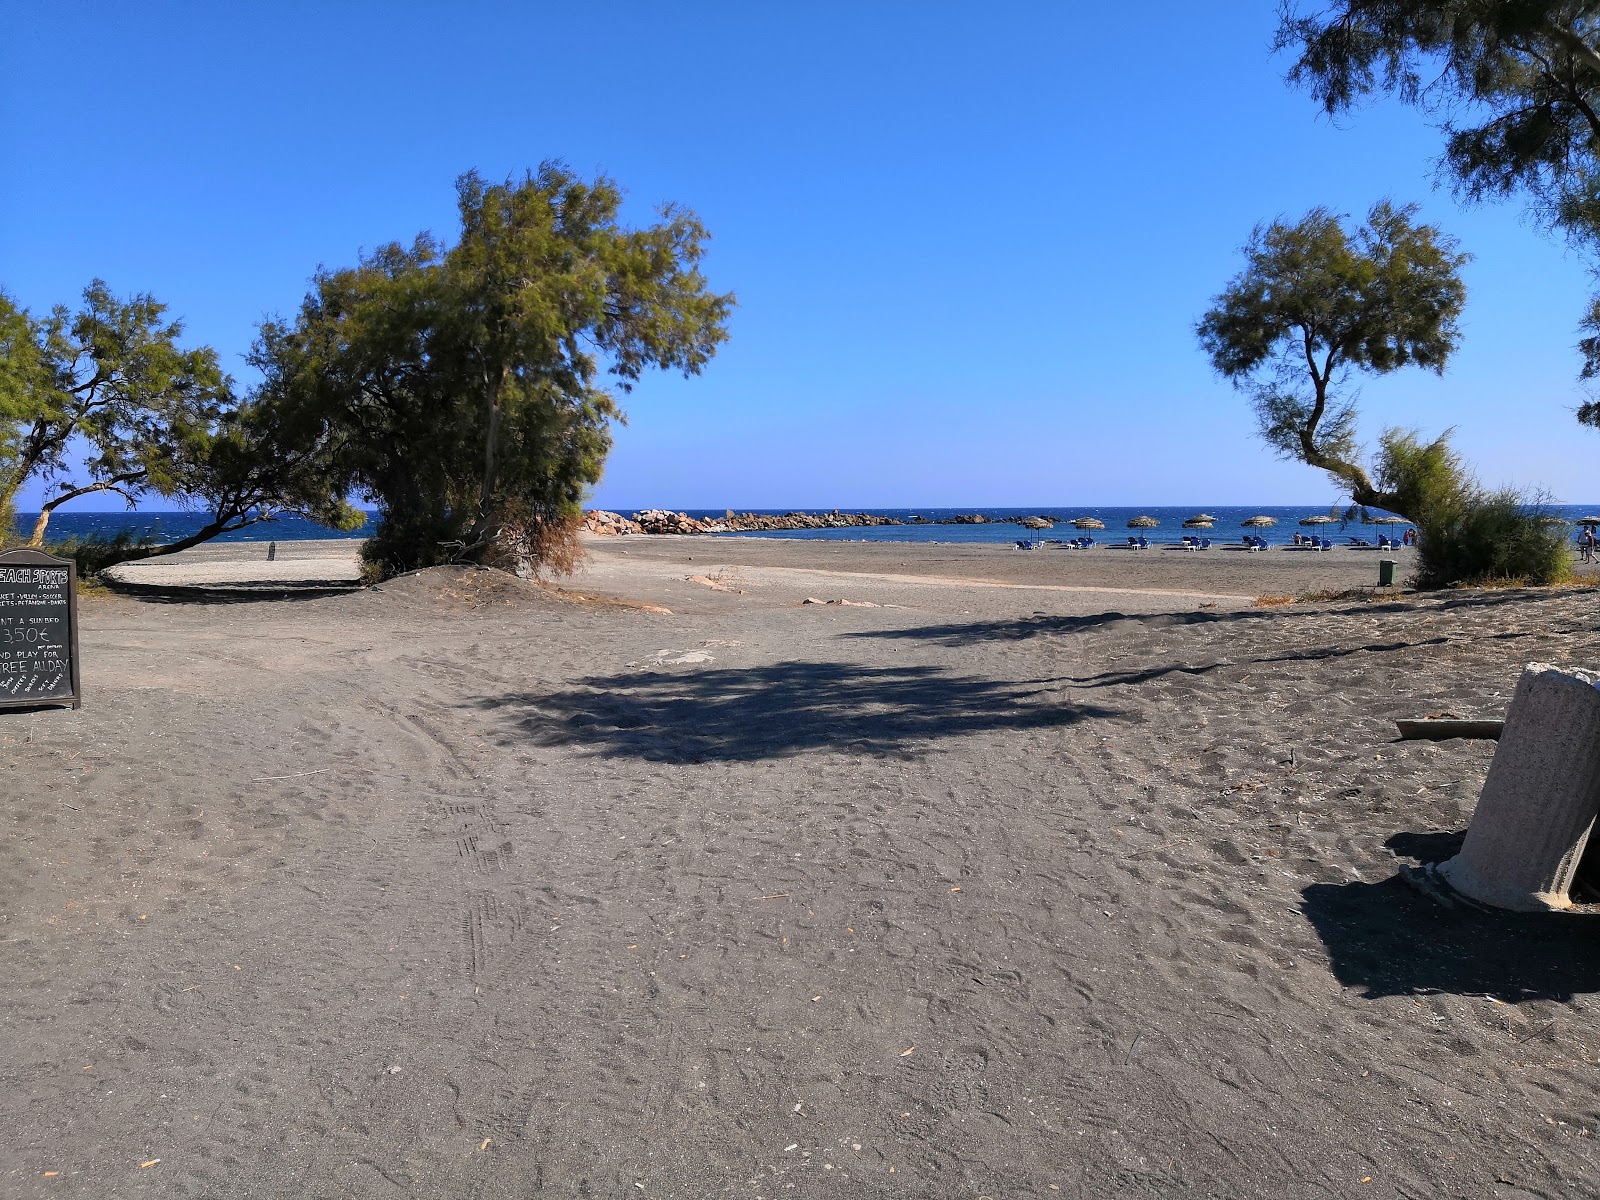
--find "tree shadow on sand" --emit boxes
[843,587,1595,651]
[471,660,1122,762]
[1301,831,1600,1002]
[103,582,359,605]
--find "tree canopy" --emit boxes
[0,281,362,559]
[1278,2,1600,418]
[1196,201,1470,515]
[257,163,735,576]
[0,281,230,543]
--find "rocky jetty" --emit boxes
[583,509,908,536]
[584,509,645,536]
[582,509,1066,536]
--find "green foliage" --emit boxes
[42,531,157,578]
[1374,427,1471,518]
[1278,3,1600,404]
[0,281,360,568]
[259,163,735,577]
[1197,202,1469,512]
[1375,428,1573,587]
[1280,3,1600,219]
[0,281,235,542]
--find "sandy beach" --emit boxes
[7,536,1600,1197]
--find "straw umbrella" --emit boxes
[1242,515,1277,527]
[1182,516,1215,528]
[1578,517,1600,526]
[1128,515,1160,528]
[1073,517,1105,529]
[1299,515,1337,525]
[1371,515,1408,525]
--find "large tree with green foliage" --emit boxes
[0,282,362,562]
[1277,2,1600,421]
[257,163,735,576]
[1197,201,1470,516]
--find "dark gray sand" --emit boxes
[6,539,1600,1197]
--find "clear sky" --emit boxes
[4,1,1595,511]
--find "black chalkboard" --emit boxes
[0,549,80,709]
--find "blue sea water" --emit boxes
[689,505,1600,548]
[16,511,374,545]
[20,504,1600,550]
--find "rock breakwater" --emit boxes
[583,510,1067,536]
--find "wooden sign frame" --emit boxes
[0,548,80,710]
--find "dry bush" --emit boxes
[478,507,587,580]
[1253,594,1295,607]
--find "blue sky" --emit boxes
[4,1,1595,510]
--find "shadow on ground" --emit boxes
[842,587,1597,649]
[1301,831,1600,1002]
[103,582,359,605]
[473,660,1121,762]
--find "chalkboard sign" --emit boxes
[0,549,80,709]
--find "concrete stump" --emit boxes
[1437,663,1600,911]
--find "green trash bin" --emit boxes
[1378,558,1397,587]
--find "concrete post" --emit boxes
[1437,663,1600,911]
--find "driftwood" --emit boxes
[1395,719,1504,741]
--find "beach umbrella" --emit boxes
[1072,517,1105,529]
[1182,517,1214,528]
[1579,516,1600,526]
[1299,515,1337,525]
[1242,515,1277,527]
[1127,515,1160,528]
[1188,513,1216,522]
[1371,515,1408,525]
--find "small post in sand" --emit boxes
[267,541,277,561]
[1436,663,1600,910]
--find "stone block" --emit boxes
[1438,663,1600,911]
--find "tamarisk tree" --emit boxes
[1196,201,1470,516]
[257,163,735,577]
[1277,2,1600,421]
[0,281,233,543]
[0,281,361,561]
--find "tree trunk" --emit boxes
[461,362,509,560]
[1294,363,1408,520]
[27,471,150,547]
[95,516,267,569]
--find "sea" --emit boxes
[21,504,1600,550]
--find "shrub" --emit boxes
[1377,430,1572,588]
[41,531,158,577]
[1411,489,1572,589]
